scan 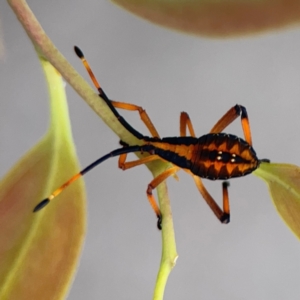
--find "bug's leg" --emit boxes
[205,105,252,221]
[180,113,231,223]
[209,104,252,146]
[114,102,161,171]
[74,46,159,139]
[118,154,161,170]
[111,101,160,138]
[146,166,180,229]
[190,172,230,223]
[180,112,196,137]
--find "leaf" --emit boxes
[111,0,300,37]
[254,163,300,239]
[0,59,86,299]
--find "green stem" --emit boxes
[152,178,178,300]
[8,0,178,298]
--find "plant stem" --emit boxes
[8,1,178,298]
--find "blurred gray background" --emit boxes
[2,1,300,299]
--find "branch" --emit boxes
[8,0,178,299]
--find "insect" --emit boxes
[33,46,270,229]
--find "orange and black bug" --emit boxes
[33,46,270,229]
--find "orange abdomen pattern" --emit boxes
[147,133,259,180]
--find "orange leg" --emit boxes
[189,174,230,223]
[113,100,161,173]
[118,154,161,170]
[180,112,196,137]
[209,104,252,146]
[179,111,231,223]
[146,166,180,229]
[111,100,160,138]
[114,105,177,228]
[75,46,160,138]
[118,148,180,228]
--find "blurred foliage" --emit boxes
[112,0,300,37]
[255,163,300,240]
[0,59,86,299]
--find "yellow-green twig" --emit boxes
[8,0,178,299]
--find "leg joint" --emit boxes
[147,184,153,195]
[240,106,248,119]
[221,213,230,224]
[222,181,230,188]
[234,104,248,119]
[234,104,241,115]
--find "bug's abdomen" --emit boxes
[148,134,259,180]
[190,133,259,180]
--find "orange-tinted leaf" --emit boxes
[112,0,300,37]
[0,59,86,299]
[254,163,300,239]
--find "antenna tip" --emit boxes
[33,198,50,212]
[74,46,84,58]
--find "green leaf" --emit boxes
[0,58,86,299]
[254,163,300,239]
[111,0,300,37]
